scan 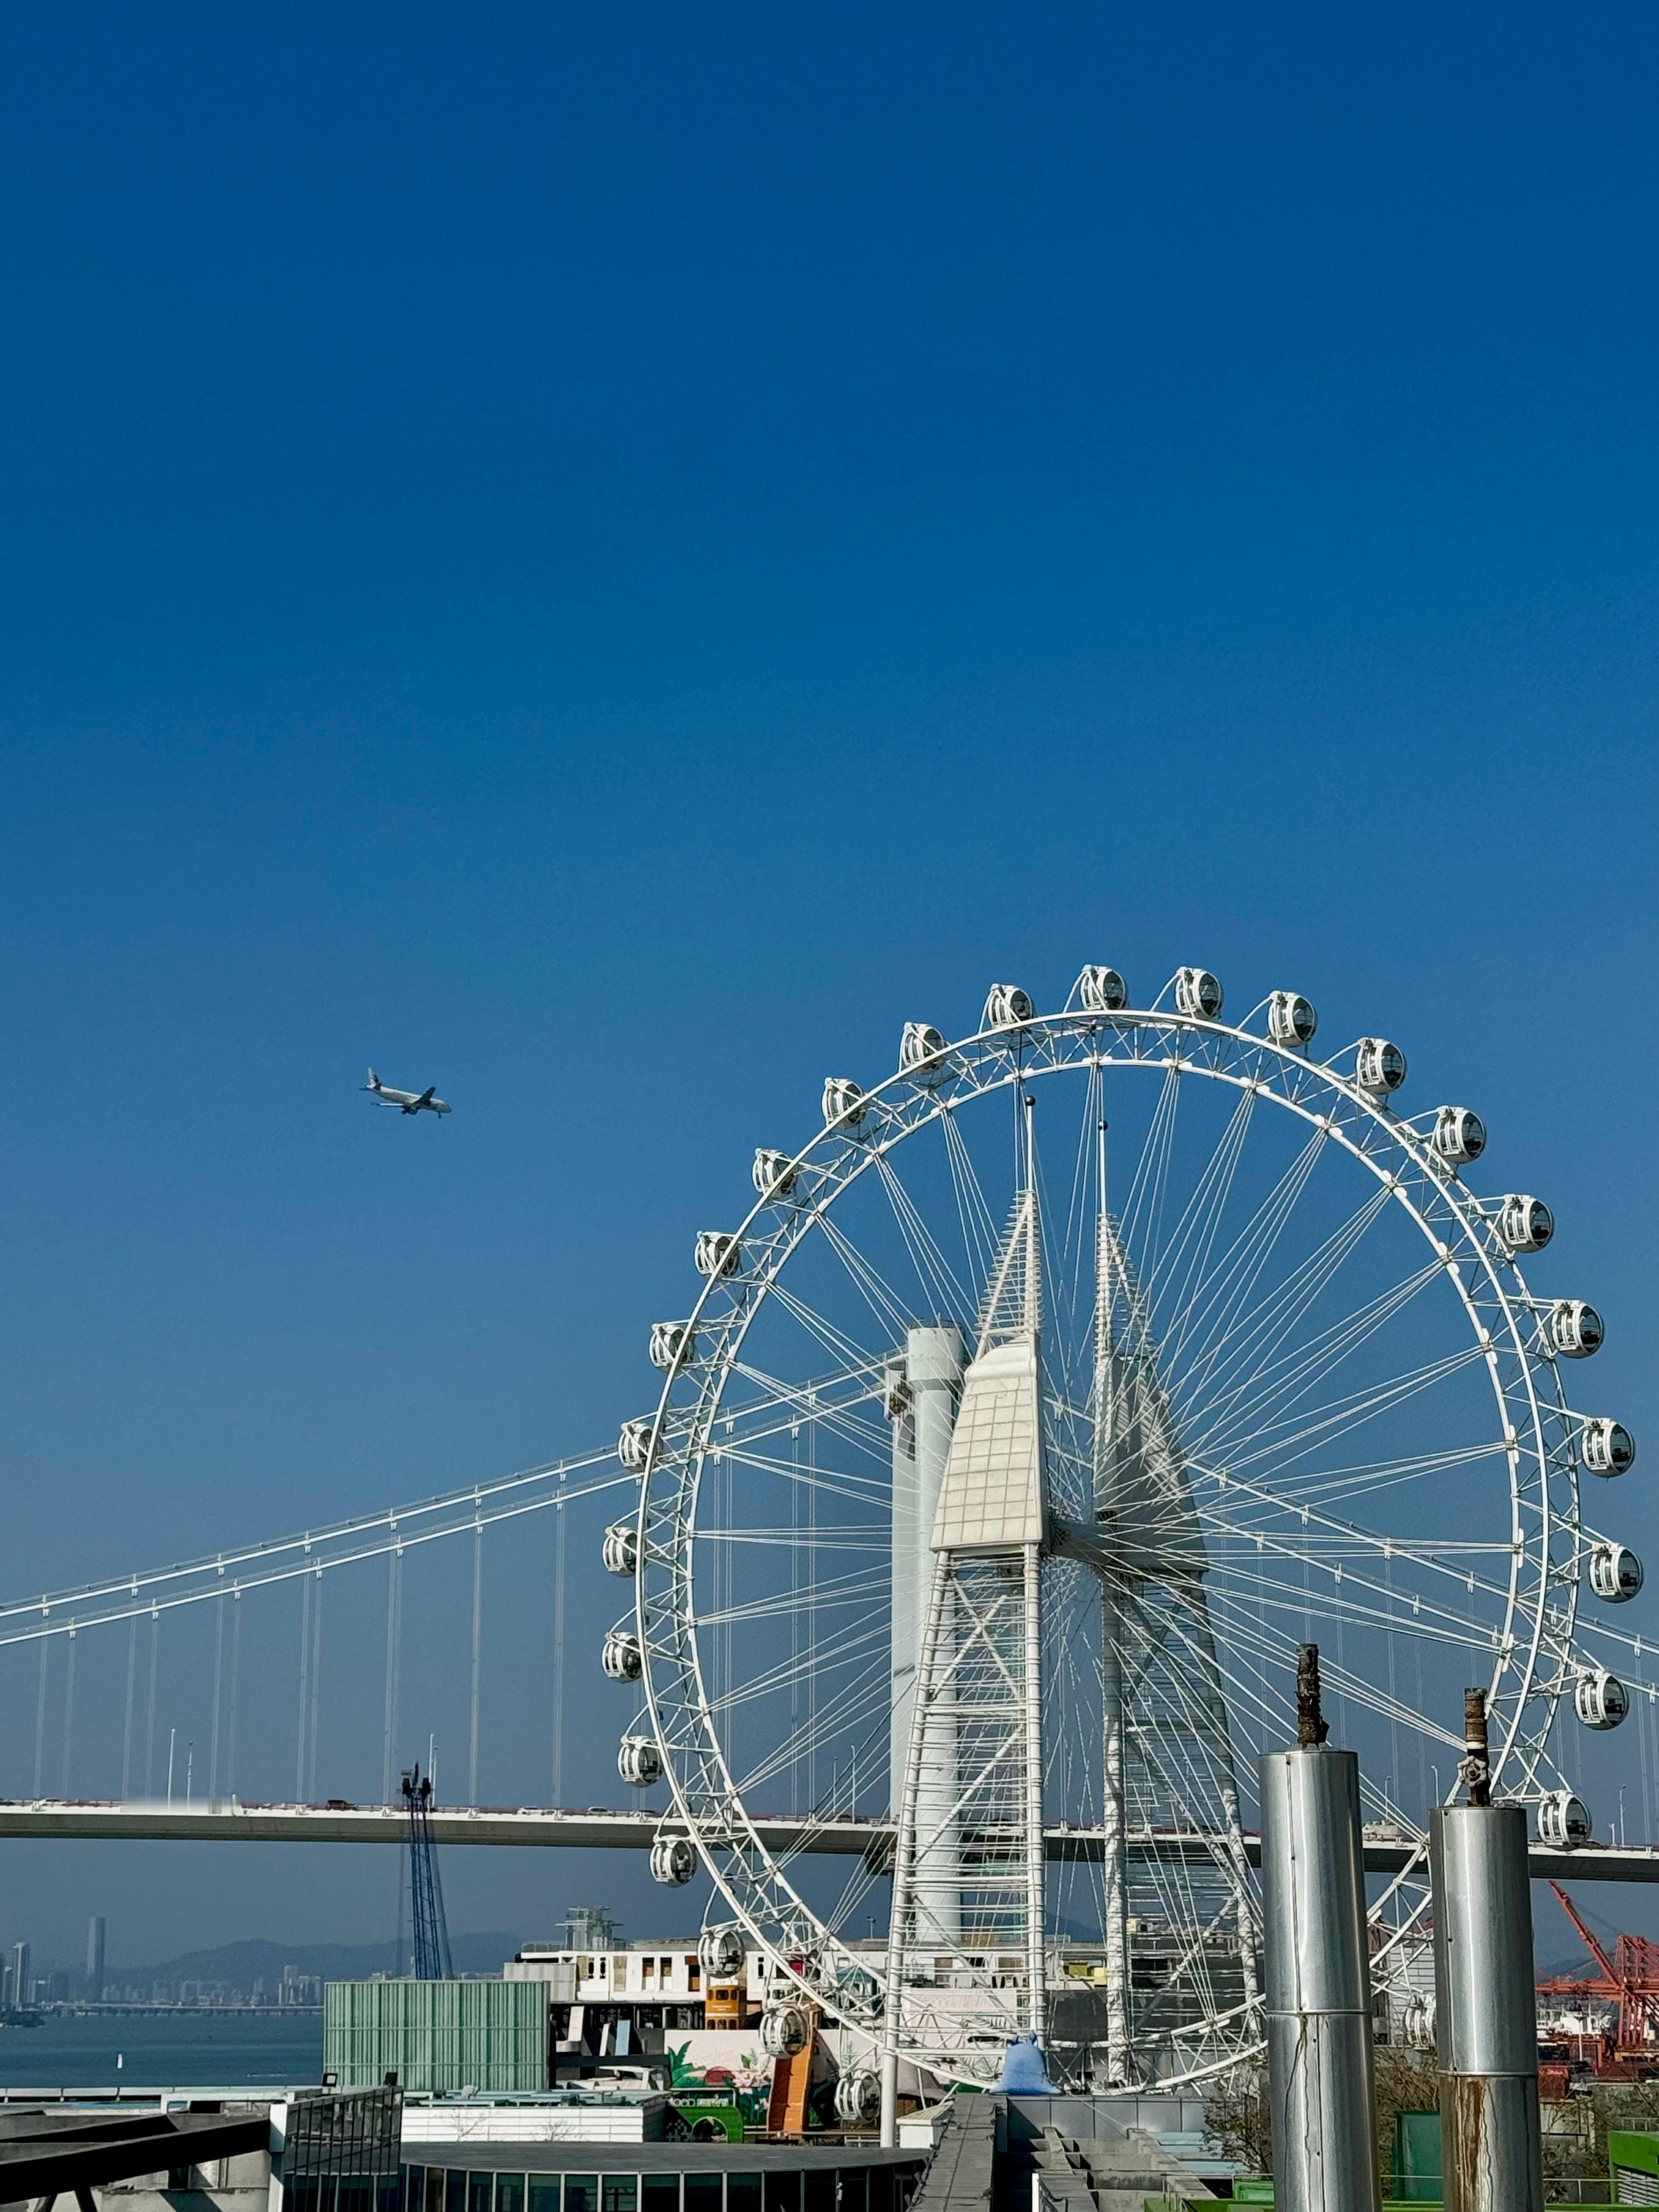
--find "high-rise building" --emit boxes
[9,1943,31,2016]
[85,1915,106,2002]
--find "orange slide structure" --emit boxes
[766,2008,821,2134]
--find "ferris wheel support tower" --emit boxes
[882,1104,1050,2142]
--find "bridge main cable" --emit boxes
[0,1447,630,1643]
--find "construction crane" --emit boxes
[402,1764,454,1980]
[1539,1882,1659,2064]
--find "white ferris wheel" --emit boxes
[600,965,1641,2099]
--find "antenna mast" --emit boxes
[402,1762,454,1979]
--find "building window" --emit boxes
[528,2178,560,2212]
[727,2179,760,2212]
[641,2177,680,2212]
[564,2179,599,2212]
[600,2182,636,2212]
[683,2179,721,2212]
[467,2175,493,2212]
[497,2179,524,2212]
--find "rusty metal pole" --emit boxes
[1430,1689,1545,2212]
[1260,1644,1381,2212]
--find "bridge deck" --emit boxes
[1,1799,1656,1881]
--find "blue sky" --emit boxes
[0,4,1656,1962]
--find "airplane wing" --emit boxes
[411,1086,437,1111]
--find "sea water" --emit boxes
[0,2011,324,2091]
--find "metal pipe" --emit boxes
[1260,1644,1380,2212]
[1431,1690,1544,2212]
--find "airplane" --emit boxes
[364,1069,452,1116]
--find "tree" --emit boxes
[1204,2061,1272,2180]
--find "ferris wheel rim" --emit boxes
[628,991,1590,2081]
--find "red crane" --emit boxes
[1540,1883,1659,2058]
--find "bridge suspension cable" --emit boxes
[0,1446,628,1645]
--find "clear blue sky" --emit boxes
[0,4,1655,1964]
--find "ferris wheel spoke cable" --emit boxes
[1172,1173,1395,1426]
[707,1621,889,1738]
[698,1523,890,1550]
[1139,1084,1259,1323]
[1236,1436,1512,1510]
[708,1449,888,1511]
[719,1410,889,1480]
[1161,1120,1332,1393]
[871,1152,980,1336]
[1199,1464,1520,1593]
[1178,1115,1372,1346]
[732,1660,891,1807]
[1197,1343,1489,1489]
[1205,1550,1508,1667]
[725,1353,889,1430]
[1124,1730,1218,1965]
[694,1564,890,1633]
[1118,1060,1182,1273]
[1187,1245,1444,1457]
[716,1400,889,1475]
[814,1212,917,1341]
[1195,1591,1468,1777]
[1206,1551,1516,1644]
[1187,1255,1451,1469]
[1153,1091,1261,1350]
[939,1104,1000,1280]
[1176,1184,1404,1441]
[1053,1062,1100,1319]
[1184,1601,1465,1781]
[710,1375,889,1455]
[751,1280,877,1375]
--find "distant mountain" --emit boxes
[105,1932,521,1990]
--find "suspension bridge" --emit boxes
[7,964,1659,2103]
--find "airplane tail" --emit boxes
[366,1068,381,1091]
